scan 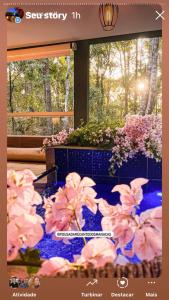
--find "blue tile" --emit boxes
[118,154,148,178]
[92,175,118,185]
[68,149,93,175]
[93,150,112,176]
[148,159,162,180]
[57,172,67,182]
[147,180,162,193]
[55,149,68,174]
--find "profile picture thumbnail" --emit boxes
[6,7,24,23]
[9,276,40,289]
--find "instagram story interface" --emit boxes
[6,2,162,299]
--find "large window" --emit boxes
[89,36,162,123]
[7,52,74,136]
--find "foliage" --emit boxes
[7,37,162,136]
[67,120,123,148]
[20,249,41,275]
[7,170,162,277]
[7,56,74,135]
[42,120,124,149]
[89,38,162,122]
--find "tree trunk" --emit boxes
[42,59,52,135]
[140,38,159,115]
[123,44,129,116]
[8,65,16,133]
[64,57,71,112]
[63,56,71,128]
[145,38,160,114]
[134,40,138,113]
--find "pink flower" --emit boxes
[99,199,133,230]
[110,115,162,175]
[140,207,162,235]
[112,178,148,208]
[77,238,117,268]
[7,169,36,187]
[7,214,43,261]
[99,200,128,230]
[7,169,44,261]
[44,173,98,236]
[98,187,162,262]
[7,169,42,220]
[65,173,97,214]
[113,224,135,250]
[37,257,70,277]
[45,197,84,233]
[43,128,74,147]
[130,207,162,260]
[133,226,162,261]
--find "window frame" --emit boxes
[7,30,162,145]
[74,30,162,127]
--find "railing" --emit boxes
[7,111,74,118]
[33,166,58,183]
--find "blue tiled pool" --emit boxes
[35,181,162,264]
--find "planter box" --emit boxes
[46,146,162,192]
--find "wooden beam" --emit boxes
[7,111,73,118]
[7,43,71,62]
[74,40,89,128]
[7,135,46,148]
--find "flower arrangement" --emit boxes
[66,120,122,147]
[7,170,162,278]
[109,115,162,174]
[42,115,162,175]
[42,120,123,149]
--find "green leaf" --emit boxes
[21,248,41,264]
[26,266,40,276]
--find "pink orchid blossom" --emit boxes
[112,178,148,209]
[37,257,71,277]
[65,172,97,214]
[76,238,117,268]
[121,207,162,260]
[99,200,133,231]
[44,173,98,236]
[133,226,162,261]
[139,206,162,235]
[98,180,161,262]
[7,169,36,188]
[113,224,135,251]
[7,169,42,220]
[7,214,43,261]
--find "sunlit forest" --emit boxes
[7,37,162,136]
[89,37,162,122]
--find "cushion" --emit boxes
[7,147,46,162]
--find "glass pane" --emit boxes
[89,37,162,123]
[7,55,74,135]
[7,116,74,136]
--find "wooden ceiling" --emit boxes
[7,4,162,49]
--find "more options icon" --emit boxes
[117,277,128,289]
